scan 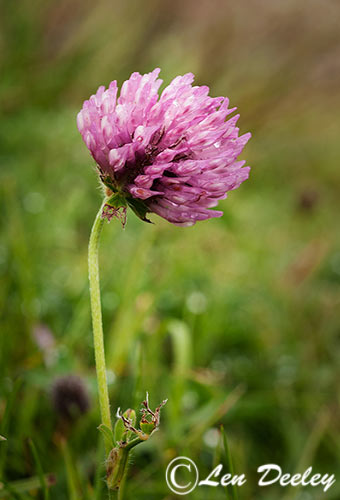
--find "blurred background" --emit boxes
[1,0,340,498]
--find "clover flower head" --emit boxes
[77,68,251,226]
[51,375,90,421]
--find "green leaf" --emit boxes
[98,424,115,449]
[127,197,152,223]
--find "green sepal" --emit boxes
[114,417,126,444]
[124,408,136,427]
[106,192,128,210]
[127,197,152,224]
[140,420,155,435]
[102,193,128,227]
[100,174,117,193]
[114,409,136,444]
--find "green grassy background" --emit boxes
[1,1,340,498]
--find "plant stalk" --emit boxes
[88,198,112,455]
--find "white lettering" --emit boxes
[321,474,336,492]
[258,464,282,486]
[170,463,192,490]
[256,464,335,493]
[220,473,247,487]
[199,464,222,487]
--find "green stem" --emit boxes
[88,198,112,454]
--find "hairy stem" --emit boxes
[88,198,112,454]
[111,489,119,500]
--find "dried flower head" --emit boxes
[77,69,250,226]
[105,394,167,490]
[51,375,90,421]
[115,392,167,441]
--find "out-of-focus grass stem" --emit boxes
[60,438,82,500]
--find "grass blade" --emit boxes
[60,438,83,500]
[0,379,22,477]
[0,475,55,498]
[221,425,238,500]
[28,439,49,500]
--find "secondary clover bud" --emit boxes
[105,394,167,490]
[77,69,250,227]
